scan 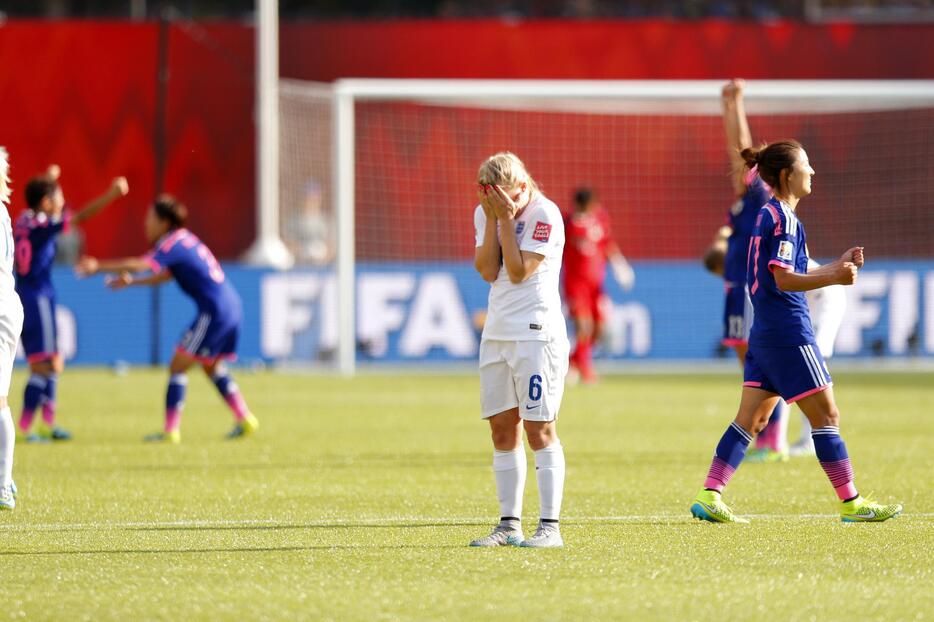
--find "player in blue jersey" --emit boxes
[705,79,790,463]
[14,168,129,442]
[691,139,902,523]
[76,195,258,443]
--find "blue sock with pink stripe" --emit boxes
[41,373,58,425]
[165,374,187,433]
[703,422,753,492]
[19,374,47,433]
[811,426,858,501]
[211,371,249,422]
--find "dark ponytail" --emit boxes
[739,147,761,170]
[739,140,803,191]
[153,194,188,230]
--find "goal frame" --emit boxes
[330,79,934,376]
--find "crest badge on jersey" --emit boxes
[532,221,552,242]
[777,240,794,262]
[515,221,526,237]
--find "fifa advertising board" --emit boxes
[30,262,934,365]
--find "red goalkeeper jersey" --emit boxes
[563,208,612,286]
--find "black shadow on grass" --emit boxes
[127,521,485,531]
[103,458,482,472]
[36,454,684,475]
[0,544,464,556]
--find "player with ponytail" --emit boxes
[690,139,902,523]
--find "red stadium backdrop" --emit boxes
[0,19,931,259]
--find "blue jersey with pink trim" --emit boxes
[146,229,241,318]
[13,209,71,295]
[724,176,770,287]
[746,197,815,347]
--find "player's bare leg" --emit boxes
[731,344,789,463]
[203,360,258,439]
[470,409,526,547]
[789,409,816,456]
[520,418,565,547]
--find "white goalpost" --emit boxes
[276,79,934,376]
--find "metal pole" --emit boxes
[244,0,293,269]
[333,86,356,377]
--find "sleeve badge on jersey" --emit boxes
[532,221,552,242]
[777,240,794,262]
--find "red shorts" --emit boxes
[564,279,608,324]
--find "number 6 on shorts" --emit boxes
[529,374,543,402]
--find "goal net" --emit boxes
[276,80,934,373]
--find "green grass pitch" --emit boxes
[1,369,932,620]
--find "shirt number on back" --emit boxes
[14,238,32,275]
[196,243,225,283]
[728,316,745,340]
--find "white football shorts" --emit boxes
[479,337,569,422]
[0,298,24,397]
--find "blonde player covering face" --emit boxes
[0,148,25,510]
[471,152,569,548]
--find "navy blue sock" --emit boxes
[703,422,753,492]
[211,371,236,397]
[24,375,45,411]
[812,426,857,500]
[19,374,47,431]
[41,373,58,425]
[164,373,188,432]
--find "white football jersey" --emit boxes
[0,210,14,301]
[0,146,16,306]
[474,193,567,342]
[0,196,23,351]
[806,259,846,358]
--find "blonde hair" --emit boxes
[476,151,541,195]
[0,147,10,205]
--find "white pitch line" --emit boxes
[0,513,930,532]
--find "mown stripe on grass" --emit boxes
[1,513,929,532]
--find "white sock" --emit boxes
[534,440,565,522]
[0,406,14,488]
[798,412,813,444]
[493,448,526,521]
[775,399,789,450]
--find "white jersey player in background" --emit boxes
[0,147,25,510]
[471,152,569,548]
[788,258,847,456]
